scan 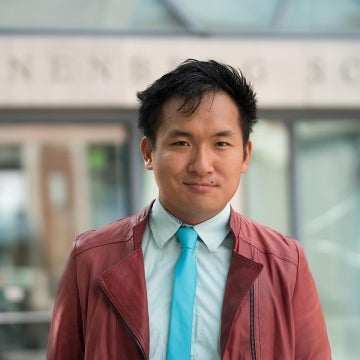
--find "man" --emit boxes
[47,59,331,359]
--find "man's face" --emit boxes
[141,91,252,225]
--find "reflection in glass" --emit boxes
[88,143,130,229]
[0,146,50,354]
[245,118,360,359]
[244,120,290,235]
[298,120,360,360]
[0,128,131,357]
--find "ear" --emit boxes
[140,136,154,170]
[241,141,252,173]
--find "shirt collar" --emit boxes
[149,200,180,249]
[149,199,231,252]
[194,205,231,252]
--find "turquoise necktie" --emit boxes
[167,226,198,360]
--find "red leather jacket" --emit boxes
[47,203,331,359]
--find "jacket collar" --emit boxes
[96,205,151,359]
[220,251,263,355]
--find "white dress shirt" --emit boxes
[141,199,233,359]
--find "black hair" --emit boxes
[137,59,257,147]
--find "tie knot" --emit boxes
[176,226,197,251]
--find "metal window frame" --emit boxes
[0,109,143,328]
[0,108,143,214]
[259,108,360,240]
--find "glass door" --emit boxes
[297,120,360,360]
[0,123,130,359]
[244,117,360,359]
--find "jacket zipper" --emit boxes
[97,285,147,360]
[250,285,256,360]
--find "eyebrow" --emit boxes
[168,129,235,138]
[213,130,235,137]
[168,129,192,138]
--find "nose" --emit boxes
[188,146,214,175]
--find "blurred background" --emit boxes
[0,0,359,358]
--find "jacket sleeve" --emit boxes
[46,242,85,360]
[292,242,331,359]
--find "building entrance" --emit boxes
[0,123,130,357]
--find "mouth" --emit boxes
[184,181,217,192]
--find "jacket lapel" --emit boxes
[96,224,149,359]
[220,252,263,354]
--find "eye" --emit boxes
[215,141,231,147]
[172,141,190,146]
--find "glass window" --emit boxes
[244,118,360,358]
[1,0,359,34]
[244,120,291,235]
[0,146,50,356]
[297,120,360,359]
[284,0,360,32]
[181,0,360,33]
[181,0,279,30]
[88,143,130,228]
[0,123,132,358]
[0,0,183,32]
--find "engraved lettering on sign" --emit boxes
[242,58,267,84]
[130,56,151,82]
[340,57,360,83]
[8,55,33,81]
[307,58,326,84]
[50,54,73,82]
[87,56,112,80]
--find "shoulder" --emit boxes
[230,210,302,266]
[71,204,152,256]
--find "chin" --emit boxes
[183,207,220,223]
